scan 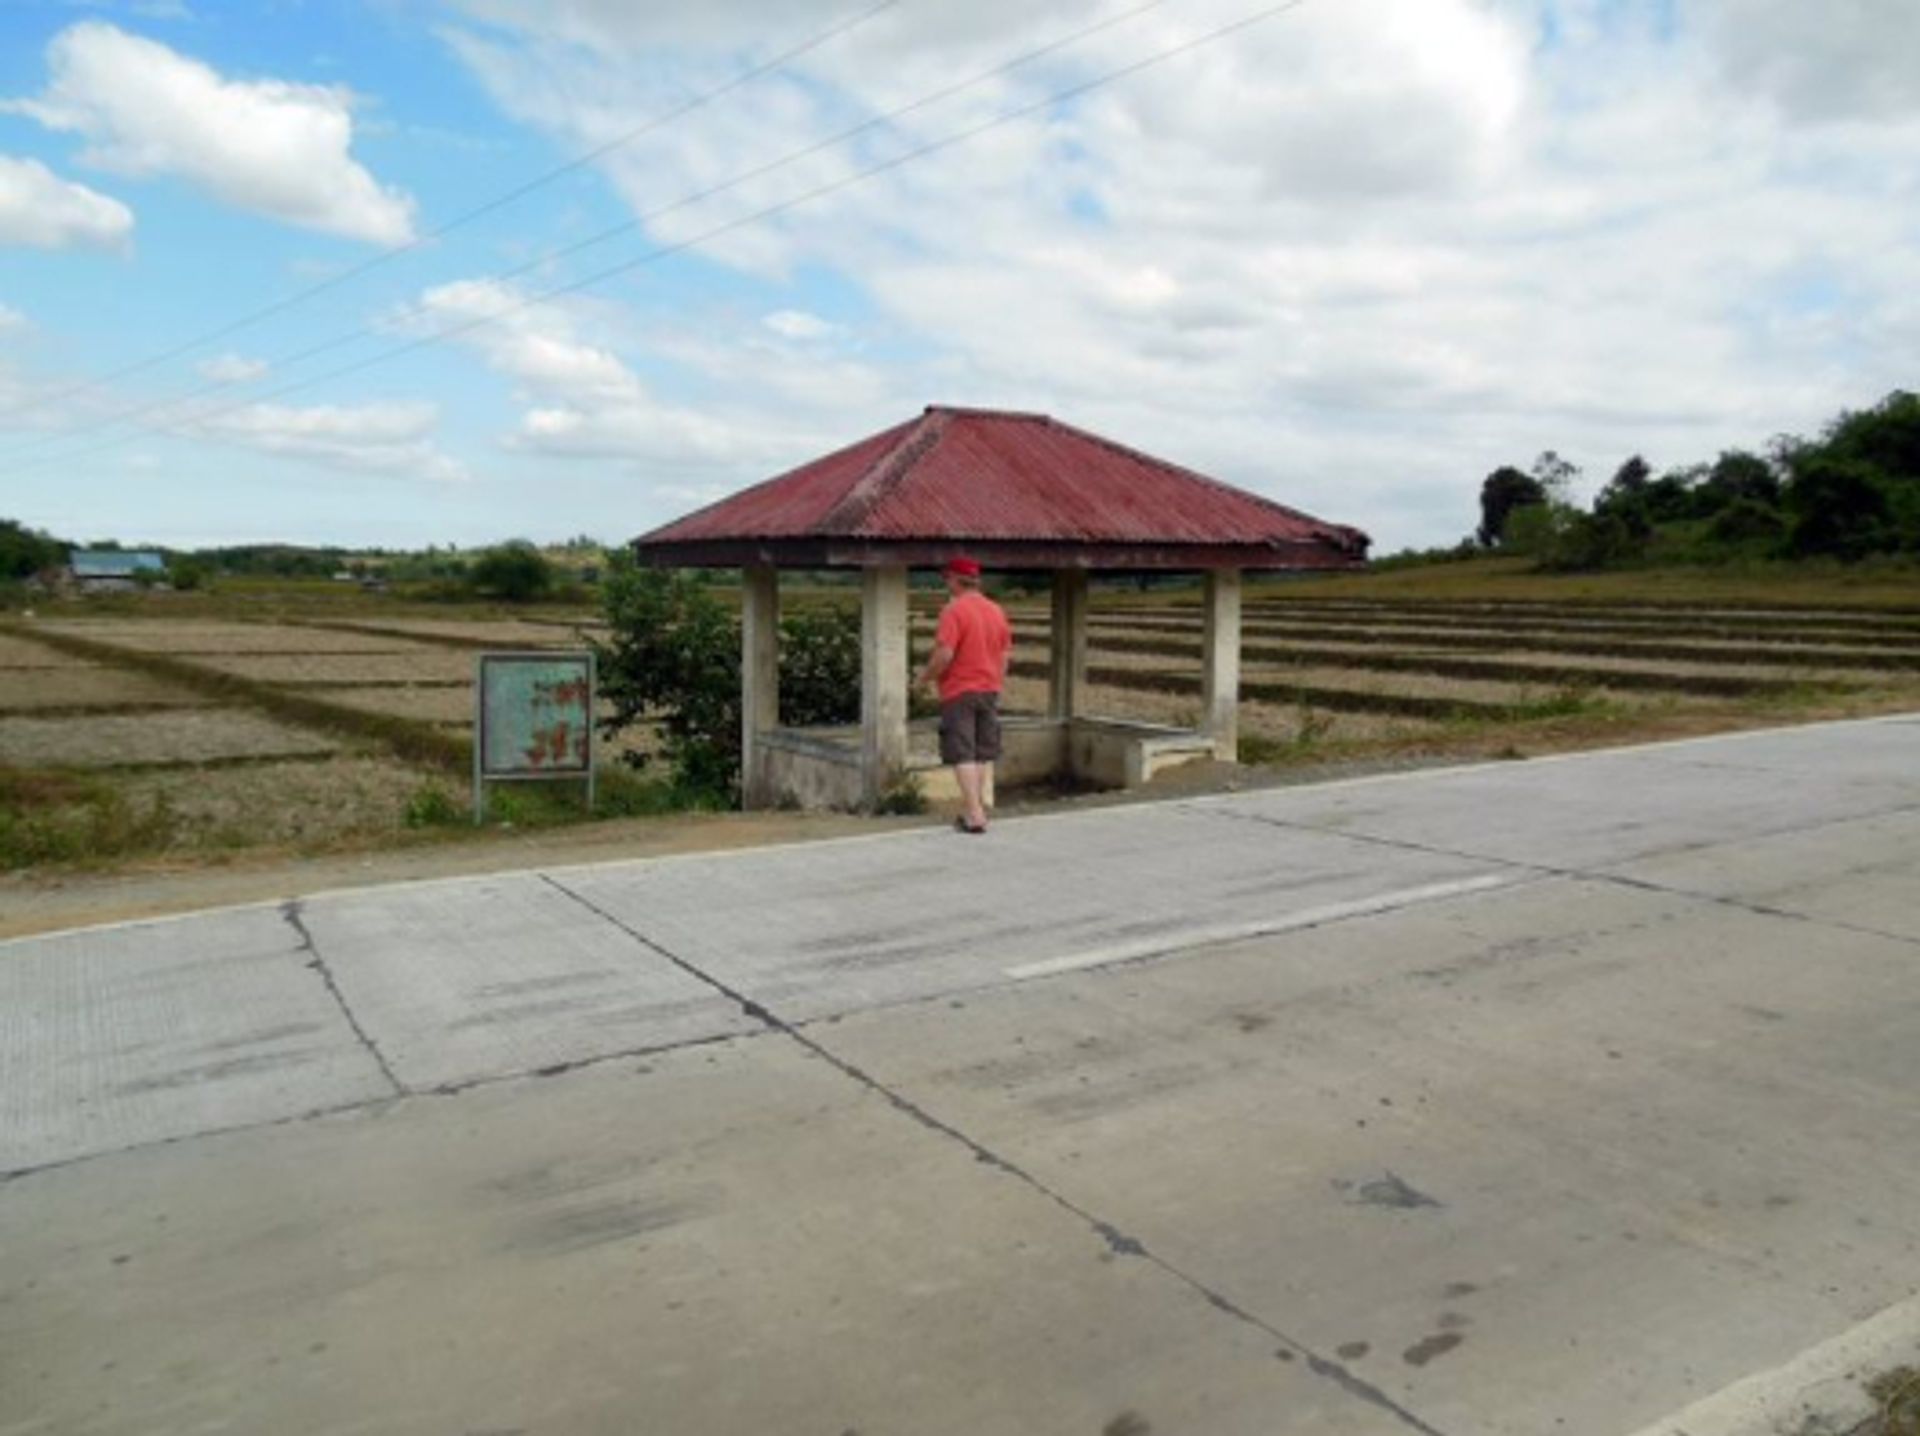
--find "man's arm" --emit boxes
[917,643,953,690]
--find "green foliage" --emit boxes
[1785,454,1900,560]
[1703,497,1787,548]
[873,772,926,815]
[468,541,555,602]
[1780,392,1920,561]
[1541,509,1649,571]
[1473,391,1919,571]
[1477,467,1546,547]
[1370,539,1482,571]
[0,519,65,581]
[776,604,861,726]
[1702,449,1780,510]
[1498,501,1564,558]
[403,783,465,828]
[597,559,742,800]
[596,557,865,803]
[0,768,176,869]
[167,559,211,592]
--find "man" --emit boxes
[915,556,1013,834]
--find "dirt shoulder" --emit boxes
[0,809,913,942]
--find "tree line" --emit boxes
[1475,390,1920,570]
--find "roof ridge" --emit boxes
[818,407,950,533]
[1041,412,1360,545]
[634,416,916,543]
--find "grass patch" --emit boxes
[1864,1366,1920,1436]
[0,766,176,869]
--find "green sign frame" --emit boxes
[473,650,596,820]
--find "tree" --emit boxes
[1785,455,1898,560]
[1778,392,1920,559]
[1476,466,1546,547]
[1530,450,1581,502]
[0,519,65,581]
[468,541,555,602]
[1699,450,1780,512]
[1595,455,1655,540]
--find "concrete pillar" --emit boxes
[1201,568,1242,761]
[860,565,909,807]
[740,564,780,809]
[1048,569,1089,722]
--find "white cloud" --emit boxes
[196,353,269,383]
[7,22,414,243]
[0,302,25,334]
[426,0,1920,549]
[178,400,466,482]
[1698,0,1920,122]
[411,278,822,467]
[0,153,133,251]
[763,308,838,341]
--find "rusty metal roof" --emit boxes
[636,406,1369,570]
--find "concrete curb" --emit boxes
[1621,1291,1920,1436]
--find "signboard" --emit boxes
[474,651,595,818]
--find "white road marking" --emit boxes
[1002,872,1520,980]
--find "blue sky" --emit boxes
[0,0,1914,553]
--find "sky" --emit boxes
[0,0,1914,555]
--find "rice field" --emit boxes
[1,669,214,714]
[0,710,339,769]
[185,651,479,685]
[3,579,1918,869]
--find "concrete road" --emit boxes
[4,716,1919,1436]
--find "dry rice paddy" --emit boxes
[0,709,339,768]
[5,583,1918,869]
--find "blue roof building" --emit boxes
[69,550,167,586]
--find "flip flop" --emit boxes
[953,817,987,835]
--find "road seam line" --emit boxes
[537,870,1454,1436]
[1002,874,1519,979]
[0,1025,772,1185]
[1182,801,1920,951]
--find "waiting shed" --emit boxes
[633,405,1368,811]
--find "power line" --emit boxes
[6,0,1185,465]
[0,0,901,422]
[11,0,1309,479]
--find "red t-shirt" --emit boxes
[935,590,1012,703]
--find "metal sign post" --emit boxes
[473,651,596,822]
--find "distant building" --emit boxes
[69,550,167,593]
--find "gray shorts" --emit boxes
[939,691,1002,764]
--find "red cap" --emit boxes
[944,556,981,579]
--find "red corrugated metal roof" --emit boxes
[639,406,1367,558]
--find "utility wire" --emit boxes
[13,0,1308,478]
[0,0,901,421]
[5,0,1183,466]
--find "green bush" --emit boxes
[1703,497,1787,548]
[468,541,555,602]
[595,557,864,803]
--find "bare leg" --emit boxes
[955,762,988,830]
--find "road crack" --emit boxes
[282,899,405,1097]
